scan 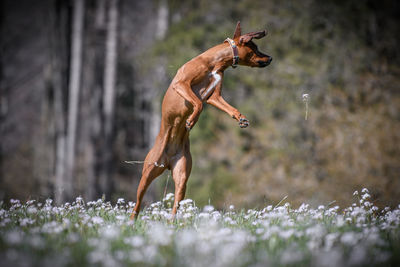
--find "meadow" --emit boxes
[0,189,399,267]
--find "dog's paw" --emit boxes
[185,120,193,131]
[239,117,249,128]
[186,111,201,131]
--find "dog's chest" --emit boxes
[192,71,221,100]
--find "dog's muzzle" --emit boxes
[258,57,272,67]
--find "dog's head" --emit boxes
[232,21,272,68]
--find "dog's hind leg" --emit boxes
[130,146,167,220]
[171,141,192,216]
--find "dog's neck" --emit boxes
[205,43,238,72]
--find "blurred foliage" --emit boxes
[152,0,400,209]
[2,0,398,210]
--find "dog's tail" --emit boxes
[146,124,172,168]
[124,126,171,168]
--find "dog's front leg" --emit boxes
[173,81,203,130]
[206,85,249,128]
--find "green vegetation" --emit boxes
[151,0,400,209]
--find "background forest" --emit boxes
[1,0,399,209]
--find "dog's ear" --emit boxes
[233,21,241,39]
[239,30,267,44]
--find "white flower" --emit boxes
[179,199,194,206]
[19,218,35,226]
[5,230,23,245]
[10,199,20,205]
[124,236,145,247]
[91,216,104,225]
[298,203,309,212]
[45,198,53,206]
[183,212,192,219]
[314,248,344,267]
[224,217,235,225]
[163,193,174,201]
[42,221,63,234]
[255,228,264,235]
[324,233,339,250]
[101,225,119,240]
[279,229,295,239]
[349,246,367,266]
[335,215,345,227]
[27,206,38,214]
[26,200,36,206]
[67,233,80,243]
[28,235,45,249]
[211,211,222,221]
[148,223,172,246]
[198,212,210,220]
[363,201,372,208]
[176,229,196,249]
[141,215,150,221]
[75,196,83,203]
[203,205,214,213]
[281,245,304,265]
[362,193,371,200]
[341,232,359,246]
[116,215,126,221]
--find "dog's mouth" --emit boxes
[258,58,272,68]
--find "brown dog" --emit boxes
[131,22,272,219]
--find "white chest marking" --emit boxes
[203,71,221,98]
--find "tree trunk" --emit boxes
[0,2,4,195]
[103,0,118,138]
[80,0,106,200]
[64,0,84,202]
[150,0,168,144]
[47,0,69,205]
[155,0,168,40]
[98,0,118,198]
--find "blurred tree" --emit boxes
[98,0,119,199]
[50,0,69,204]
[62,0,85,203]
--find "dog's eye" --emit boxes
[247,42,257,51]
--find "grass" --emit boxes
[0,189,399,266]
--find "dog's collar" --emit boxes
[225,38,239,68]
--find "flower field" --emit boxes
[0,189,399,267]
